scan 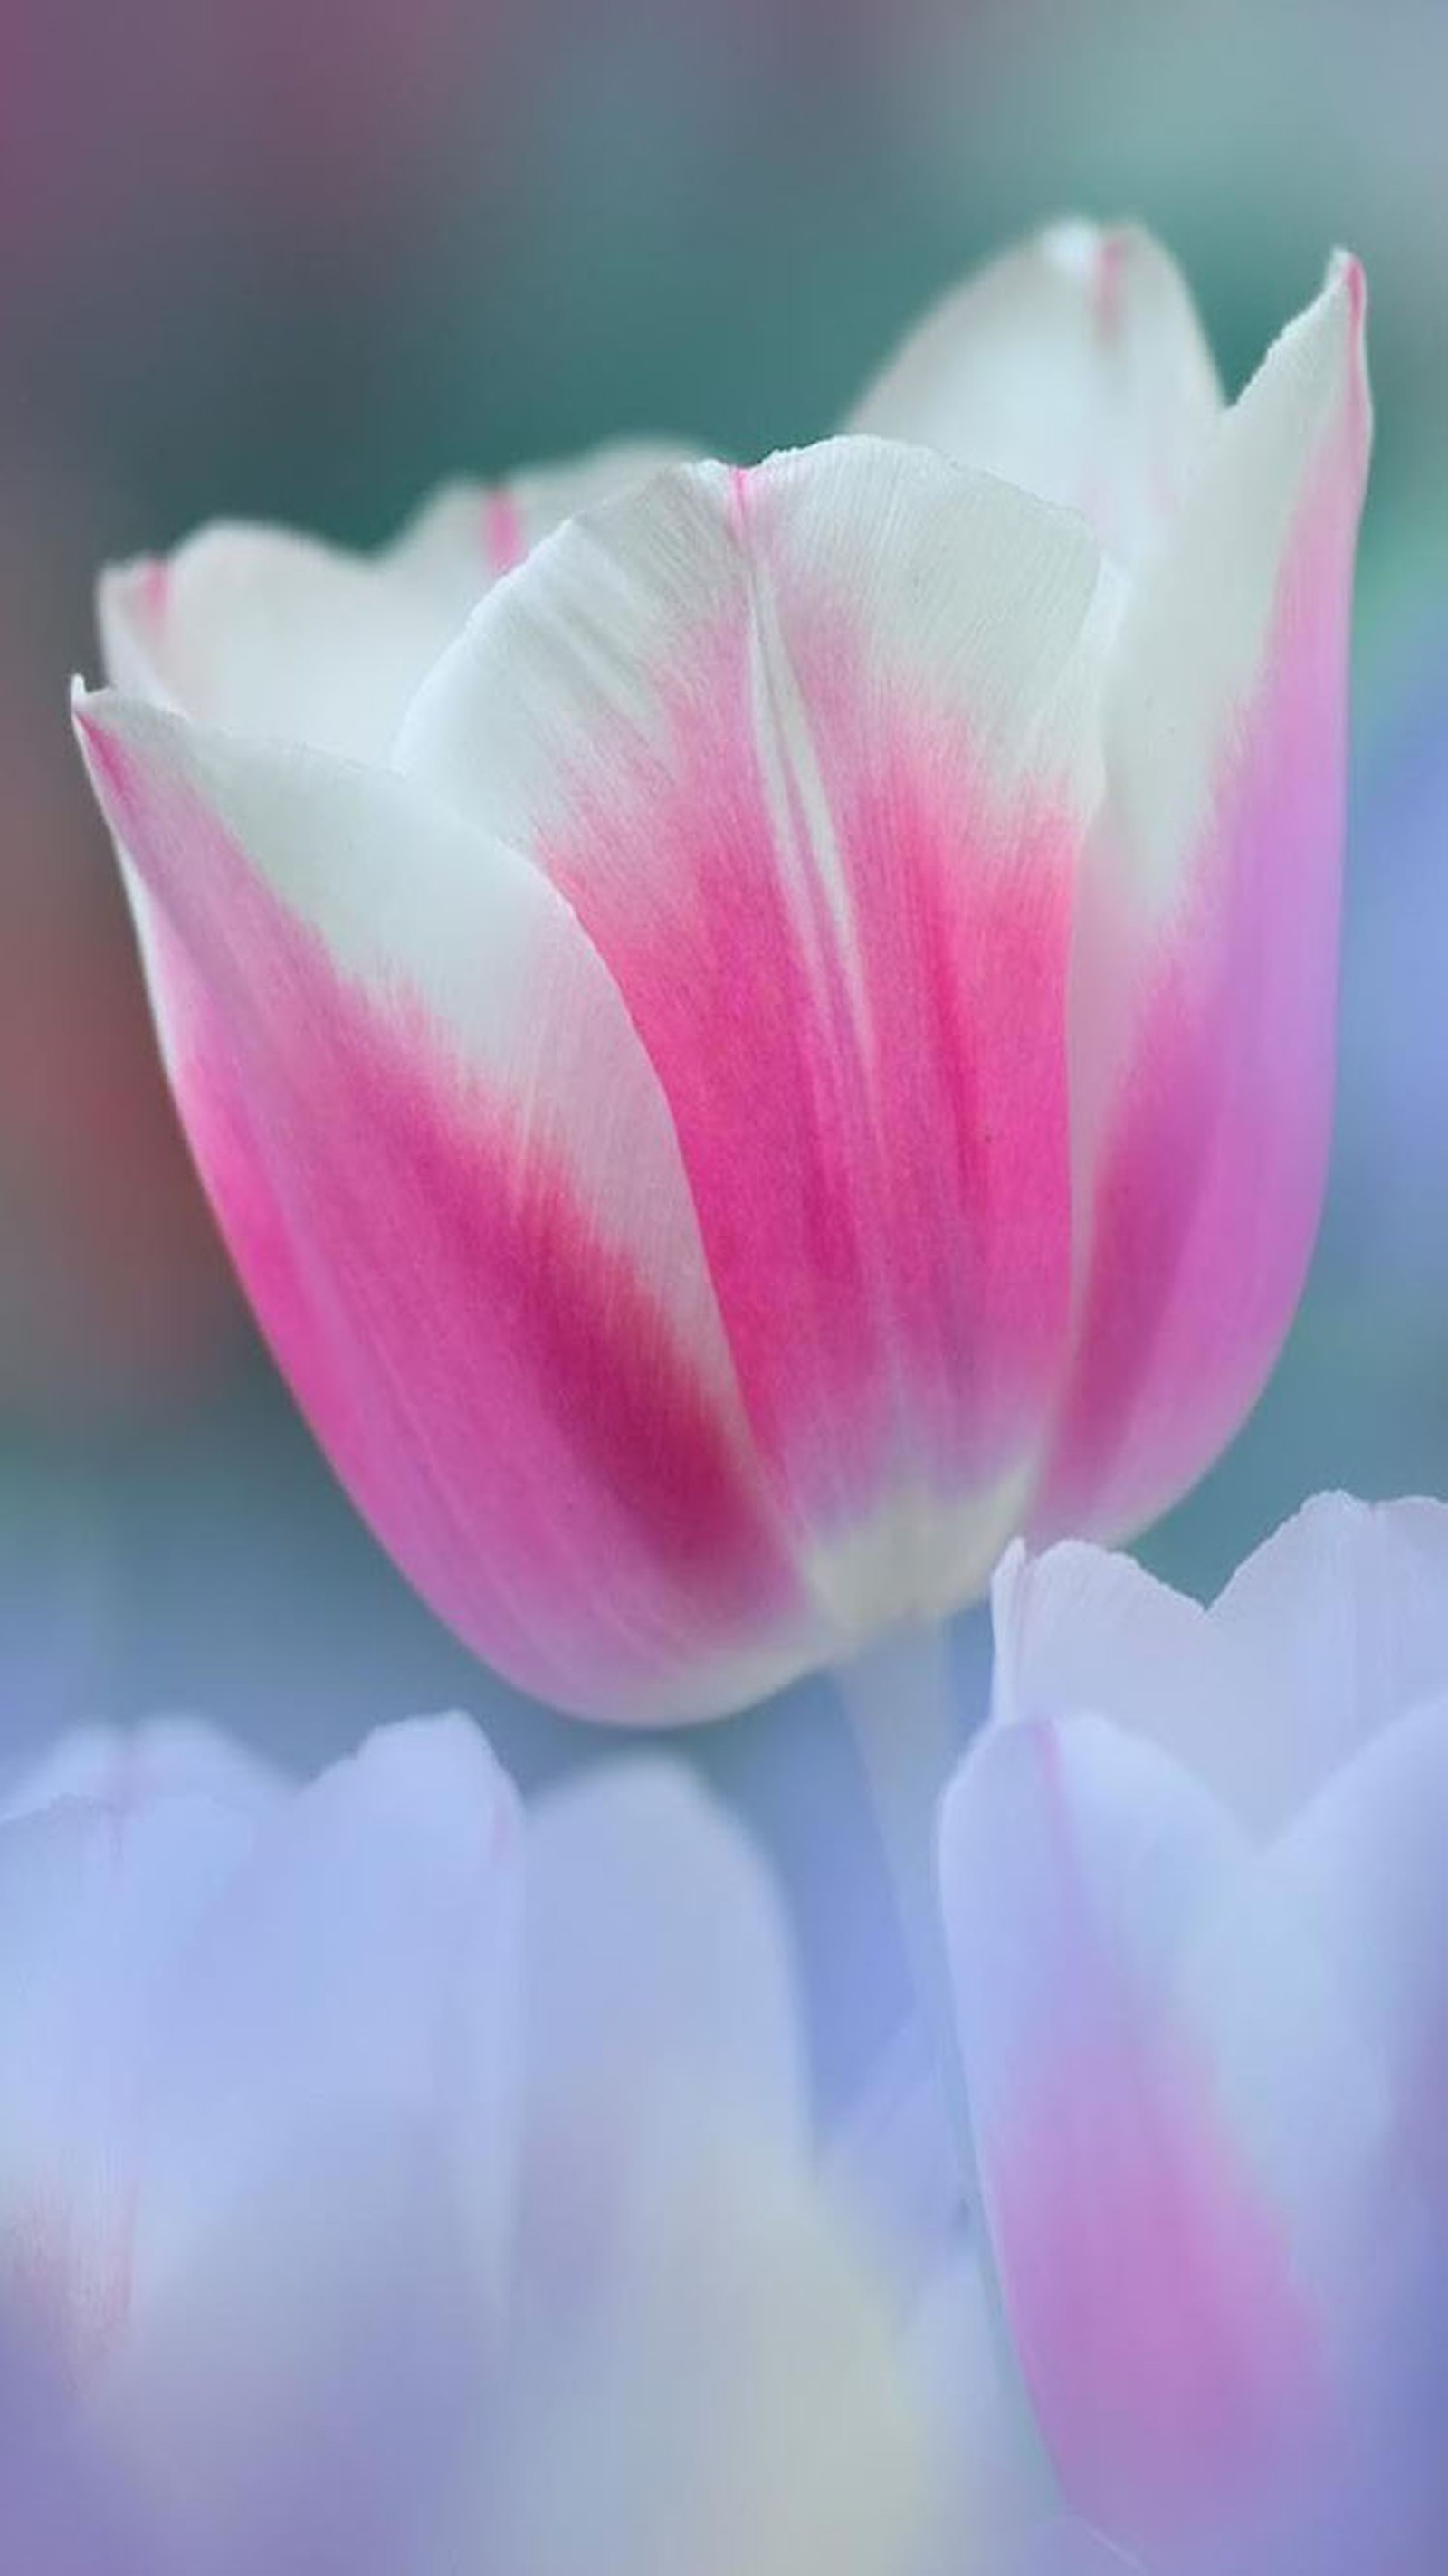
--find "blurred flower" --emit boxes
[0,1713,930,2575]
[75,222,1368,1722]
[937,1493,1448,2573]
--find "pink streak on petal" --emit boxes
[538,574,1077,1543]
[82,728,798,1717]
[136,559,169,628]
[976,1730,1325,2565]
[481,491,525,577]
[992,2047,1321,2560]
[1039,428,1365,1541]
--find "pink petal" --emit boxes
[399,441,1104,1627]
[75,692,806,1720]
[850,217,1223,569]
[1038,258,1371,1546]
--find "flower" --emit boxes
[74,222,1369,1722]
[0,1714,930,2575]
[938,1493,1448,2574]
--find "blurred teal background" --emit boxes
[4,0,1447,2098]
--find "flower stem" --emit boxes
[838,1617,977,2205]
[840,1617,1054,2498]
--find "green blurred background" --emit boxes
[4,0,1447,2094]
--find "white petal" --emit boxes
[1210,1493,1448,1815]
[98,2126,485,2576]
[2,1717,286,1824]
[99,441,698,764]
[392,435,700,625]
[848,218,1222,568]
[0,1789,259,2375]
[520,1763,807,2281]
[127,1718,523,2325]
[488,2109,934,2576]
[99,524,463,760]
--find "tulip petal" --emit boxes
[1209,1494,1448,1817]
[524,1762,805,2166]
[393,436,699,622]
[3,1717,286,1825]
[1267,1694,1448,2563]
[99,443,696,764]
[996,1500,1448,1837]
[0,1789,259,2376]
[1274,1691,1448,2195]
[399,441,1105,1629]
[1039,258,1371,1544]
[486,2108,932,2576]
[99,2126,485,2576]
[119,1720,520,2325]
[0,2314,144,2576]
[74,689,806,1718]
[99,527,464,760]
[941,1715,1332,2566]
[849,219,1222,568]
[991,1534,1233,1789]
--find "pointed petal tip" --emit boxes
[1036,216,1169,331]
[1327,248,1367,331]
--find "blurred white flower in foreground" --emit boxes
[938,1493,1448,2574]
[0,1716,930,2575]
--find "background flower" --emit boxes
[0,1713,932,2574]
[938,1495,1448,2573]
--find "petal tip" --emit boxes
[1327,247,1367,334]
[1038,215,1154,334]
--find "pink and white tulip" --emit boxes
[0,1714,930,2576]
[939,1493,1448,2574]
[74,224,1370,1721]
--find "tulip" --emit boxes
[938,1493,1448,2574]
[74,223,1370,1722]
[0,1713,930,2576]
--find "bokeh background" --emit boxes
[4,0,1446,2102]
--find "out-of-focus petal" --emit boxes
[991,1535,1233,1787]
[73,690,806,1719]
[399,441,1105,1635]
[124,1719,521,2323]
[848,219,1222,569]
[0,1790,259,2376]
[393,437,700,625]
[485,2108,933,2576]
[99,443,698,763]
[1272,1691,1448,2194]
[523,1764,806,2213]
[941,1714,1331,2570]
[0,2309,143,2576]
[97,2128,485,2576]
[996,1497,1448,1834]
[99,529,462,760]
[1209,1494,1448,1816]
[2,1717,287,1825]
[1039,257,1371,1545]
